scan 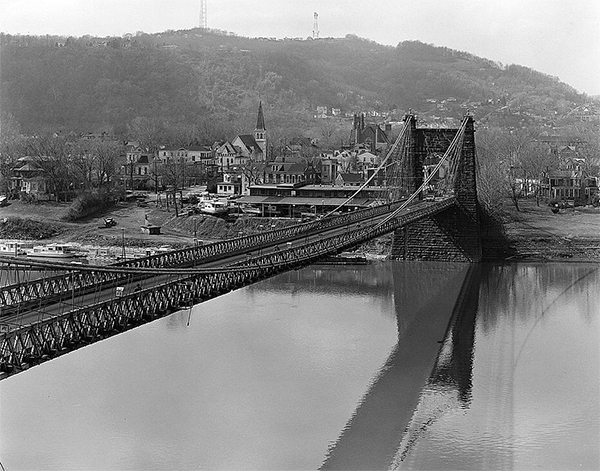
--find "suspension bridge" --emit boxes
[0,113,481,379]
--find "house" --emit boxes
[157,147,188,164]
[335,172,363,186]
[284,137,319,159]
[541,169,598,204]
[216,177,242,197]
[321,158,339,184]
[535,135,588,160]
[356,151,379,172]
[231,134,262,162]
[10,157,49,199]
[316,106,328,118]
[122,146,155,189]
[186,145,213,164]
[215,141,239,171]
[568,104,600,122]
[262,156,319,185]
[81,131,112,141]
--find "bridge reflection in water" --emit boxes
[3,261,595,469]
[320,262,481,470]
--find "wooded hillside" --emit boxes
[0,28,590,138]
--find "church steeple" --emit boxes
[256,101,266,132]
[254,101,267,157]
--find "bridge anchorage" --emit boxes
[0,113,481,379]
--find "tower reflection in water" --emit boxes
[320,262,481,470]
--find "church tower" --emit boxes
[254,101,267,158]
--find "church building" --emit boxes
[231,101,268,162]
[350,113,391,153]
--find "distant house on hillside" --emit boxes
[568,104,600,122]
[535,135,588,159]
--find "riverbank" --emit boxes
[1,197,600,262]
[499,200,600,262]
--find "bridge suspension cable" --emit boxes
[324,116,413,217]
[375,115,469,229]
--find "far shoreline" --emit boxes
[2,198,600,264]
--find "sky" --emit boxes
[1,0,599,96]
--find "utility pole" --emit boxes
[129,161,134,190]
[121,228,126,260]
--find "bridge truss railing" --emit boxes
[0,199,409,311]
[0,198,457,377]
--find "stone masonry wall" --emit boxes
[391,205,481,262]
[391,116,482,262]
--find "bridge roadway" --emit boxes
[0,198,458,378]
[1,200,411,328]
[0,198,418,318]
[0,216,368,329]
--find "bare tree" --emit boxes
[25,135,74,201]
[476,127,544,212]
[0,112,24,195]
[158,158,181,217]
[92,140,123,188]
[127,116,163,154]
[522,139,557,205]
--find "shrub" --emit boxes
[0,216,62,239]
[62,190,116,221]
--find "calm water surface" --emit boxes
[0,262,598,470]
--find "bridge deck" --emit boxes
[0,198,458,379]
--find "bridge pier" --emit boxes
[391,115,482,262]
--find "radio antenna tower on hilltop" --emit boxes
[313,12,319,39]
[199,0,207,29]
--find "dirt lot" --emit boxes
[0,195,297,252]
[501,199,600,261]
[1,197,189,247]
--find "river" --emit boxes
[0,261,598,470]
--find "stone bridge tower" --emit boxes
[390,115,482,262]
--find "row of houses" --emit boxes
[120,106,393,192]
[5,102,598,206]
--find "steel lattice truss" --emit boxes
[0,200,408,313]
[0,199,460,379]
